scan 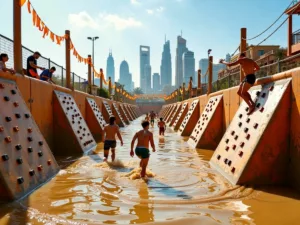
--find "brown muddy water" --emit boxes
[1,117,300,225]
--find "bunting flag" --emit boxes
[20,0,26,6]
[25,0,66,45]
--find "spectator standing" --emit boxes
[26,51,45,78]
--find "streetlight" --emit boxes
[87,36,99,86]
[206,49,212,85]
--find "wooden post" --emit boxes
[287,15,293,56]
[197,69,201,89]
[207,56,213,94]
[87,55,92,94]
[240,28,247,82]
[182,83,186,101]
[100,68,103,89]
[65,30,71,89]
[13,0,22,74]
[108,77,112,95]
[189,77,193,98]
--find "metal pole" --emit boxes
[65,30,71,89]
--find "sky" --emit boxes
[1,0,299,87]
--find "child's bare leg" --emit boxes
[140,158,149,177]
[111,149,115,162]
[104,150,109,162]
[241,83,255,114]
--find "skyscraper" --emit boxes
[226,53,231,62]
[199,58,209,84]
[160,39,172,89]
[106,50,115,83]
[140,46,150,92]
[183,51,195,85]
[153,73,160,92]
[175,35,188,88]
[119,60,132,91]
[144,64,152,93]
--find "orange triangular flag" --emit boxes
[20,0,26,7]
[27,0,31,13]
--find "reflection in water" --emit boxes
[129,182,154,224]
[0,117,300,224]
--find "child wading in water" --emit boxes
[158,118,166,136]
[102,116,123,162]
[130,120,156,178]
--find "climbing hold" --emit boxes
[225,146,229,151]
[5,136,12,143]
[24,113,30,118]
[13,102,19,107]
[244,128,249,133]
[240,142,245,148]
[15,113,21,119]
[37,165,43,171]
[232,144,237,150]
[238,122,242,127]
[4,96,10,101]
[16,158,23,164]
[28,147,33,153]
[47,160,52,165]
[246,134,251,140]
[38,141,43,146]
[15,144,22,150]
[2,154,9,161]
[27,137,33,142]
[17,177,24,184]
[238,151,243,157]
[11,89,16,95]
[29,169,35,176]
[5,117,12,122]
[13,126,19,132]
[254,123,259,129]
[38,151,43,157]
[27,128,33,133]
[0,126,3,132]
[217,155,221,160]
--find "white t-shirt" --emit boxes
[0,61,6,71]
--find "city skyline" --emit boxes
[1,0,294,90]
[106,50,115,83]
[160,39,172,90]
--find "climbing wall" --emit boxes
[86,98,106,142]
[102,101,114,123]
[210,79,291,185]
[112,103,126,127]
[178,100,200,136]
[118,104,130,125]
[128,106,137,119]
[125,105,135,120]
[172,102,188,131]
[123,105,134,121]
[168,103,182,127]
[188,95,223,149]
[163,105,173,120]
[159,105,167,117]
[53,91,97,155]
[0,78,59,201]
[166,103,180,124]
[165,104,176,122]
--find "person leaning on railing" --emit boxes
[26,51,45,79]
[40,66,56,84]
[0,53,15,74]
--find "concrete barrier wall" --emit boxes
[0,72,136,150]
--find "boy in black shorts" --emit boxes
[220,53,260,115]
[103,116,123,162]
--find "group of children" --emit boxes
[102,113,166,178]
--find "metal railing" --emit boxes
[0,34,88,93]
[211,53,300,93]
[293,29,300,45]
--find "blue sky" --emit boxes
[1,0,299,86]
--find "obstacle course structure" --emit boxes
[178,99,200,136]
[0,78,59,201]
[188,95,223,149]
[53,91,97,155]
[172,102,188,131]
[210,79,291,185]
[112,103,126,127]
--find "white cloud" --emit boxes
[146,6,164,15]
[68,11,142,31]
[146,9,154,14]
[130,0,141,5]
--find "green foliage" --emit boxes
[133,87,144,95]
[97,88,110,99]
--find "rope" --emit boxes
[242,0,295,41]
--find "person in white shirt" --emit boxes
[0,53,15,74]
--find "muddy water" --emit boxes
[1,117,300,225]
